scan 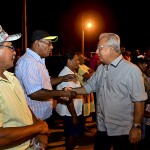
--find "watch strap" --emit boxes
[132,123,141,128]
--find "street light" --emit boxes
[82,17,93,54]
[23,0,27,52]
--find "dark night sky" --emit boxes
[1,0,150,55]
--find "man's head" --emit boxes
[30,30,58,58]
[0,25,21,70]
[96,33,121,65]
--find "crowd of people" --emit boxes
[0,24,150,150]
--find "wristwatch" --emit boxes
[133,123,141,128]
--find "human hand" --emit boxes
[129,126,141,144]
[30,135,48,150]
[67,90,77,99]
[63,74,78,83]
[59,87,72,101]
[83,77,87,82]
[34,119,50,135]
[88,68,94,73]
[60,87,77,101]
[60,90,77,101]
[63,87,72,92]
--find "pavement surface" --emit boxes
[47,116,97,150]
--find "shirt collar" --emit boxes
[0,70,15,81]
[111,55,123,67]
[26,48,45,64]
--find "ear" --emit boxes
[34,40,39,47]
[67,59,72,65]
[110,46,114,54]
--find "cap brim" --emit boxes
[43,36,58,42]
[5,33,22,42]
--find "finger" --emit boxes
[30,138,34,146]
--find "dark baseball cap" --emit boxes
[31,30,58,42]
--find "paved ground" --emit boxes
[47,116,97,150]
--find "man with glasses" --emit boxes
[67,33,148,150]
[0,25,51,149]
[15,30,77,125]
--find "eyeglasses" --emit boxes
[97,45,111,51]
[38,40,52,47]
[0,45,15,52]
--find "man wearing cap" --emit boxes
[0,25,51,149]
[15,30,78,123]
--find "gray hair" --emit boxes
[99,33,121,53]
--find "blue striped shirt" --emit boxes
[15,48,53,120]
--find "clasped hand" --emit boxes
[60,87,77,101]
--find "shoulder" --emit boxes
[58,67,72,76]
[121,59,141,72]
[120,60,143,81]
[16,52,38,68]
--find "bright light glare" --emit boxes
[86,22,93,28]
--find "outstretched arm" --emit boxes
[73,86,87,95]
[29,89,77,101]
[51,74,78,86]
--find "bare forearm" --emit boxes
[73,87,87,95]
[29,89,64,100]
[66,100,77,117]
[133,101,145,124]
[51,74,78,86]
[0,125,39,147]
[51,76,63,86]
[29,89,73,101]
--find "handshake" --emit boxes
[60,87,77,101]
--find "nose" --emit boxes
[96,49,99,54]
[13,51,16,55]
